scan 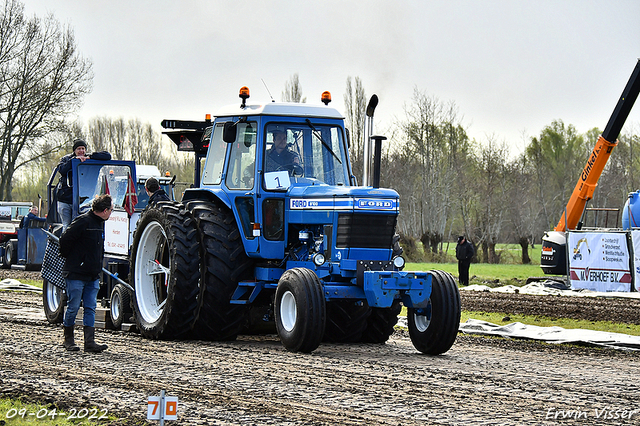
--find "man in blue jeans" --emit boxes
[60,194,113,352]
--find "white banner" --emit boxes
[104,210,129,256]
[632,230,640,292]
[568,232,632,292]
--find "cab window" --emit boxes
[202,124,227,185]
[226,122,257,190]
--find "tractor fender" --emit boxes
[182,188,231,210]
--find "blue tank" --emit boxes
[622,190,640,229]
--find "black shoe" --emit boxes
[83,326,108,353]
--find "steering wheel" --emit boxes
[276,163,303,177]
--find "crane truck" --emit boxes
[129,87,461,354]
[541,59,640,276]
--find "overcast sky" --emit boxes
[23,0,640,155]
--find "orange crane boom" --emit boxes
[555,59,640,232]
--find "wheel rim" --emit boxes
[280,290,297,332]
[413,300,432,332]
[111,290,121,320]
[46,283,62,312]
[135,220,170,324]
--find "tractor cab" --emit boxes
[177,88,400,268]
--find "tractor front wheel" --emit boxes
[408,270,460,355]
[275,268,326,353]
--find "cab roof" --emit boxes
[214,102,344,120]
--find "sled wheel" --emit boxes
[324,300,371,343]
[408,270,461,355]
[4,240,17,267]
[43,278,66,324]
[186,201,253,341]
[130,203,201,339]
[275,268,326,353]
[360,300,401,343]
[110,283,132,329]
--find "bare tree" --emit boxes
[0,0,93,199]
[281,73,306,103]
[391,88,470,256]
[471,135,510,263]
[344,76,366,182]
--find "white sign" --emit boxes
[632,230,640,292]
[104,210,129,256]
[264,171,290,190]
[568,231,632,292]
[147,396,178,421]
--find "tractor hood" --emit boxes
[287,185,399,212]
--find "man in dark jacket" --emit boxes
[59,194,113,353]
[455,235,474,286]
[56,139,111,230]
[265,127,302,175]
[145,177,170,205]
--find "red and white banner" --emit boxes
[123,172,138,217]
[568,231,632,292]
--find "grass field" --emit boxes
[406,262,544,287]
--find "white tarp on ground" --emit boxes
[461,281,640,299]
[0,279,40,292]
[459,319,640,351]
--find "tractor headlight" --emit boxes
[392,256,405,269]
[312,253,326,266]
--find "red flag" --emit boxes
[103,175,110,195]
[123,172,138,216]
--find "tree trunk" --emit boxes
[488,242,498,264]
[429,232,442,254]
[420,233,430,255]
[519,237,531,264]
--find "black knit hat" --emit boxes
[72,139,87,151]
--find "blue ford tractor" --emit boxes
[131,87,461,354]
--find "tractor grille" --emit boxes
[336,214,397,249]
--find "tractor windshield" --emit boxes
[77,164,134,213]
[263,122,348,186]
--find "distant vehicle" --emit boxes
[0,201,35,268]
[541,60,640,276]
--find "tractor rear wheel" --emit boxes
[408,270,460,355]
[130,203,201,339]
[42,278,66,324]
[323,300,371,343]
[186,201,254,341]
[275,268,326,353]
[360,300,401,343]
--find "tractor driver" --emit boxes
[265,127,303,176]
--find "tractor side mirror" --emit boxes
[223,122,237,143]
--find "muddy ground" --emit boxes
[1,272,640,425]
